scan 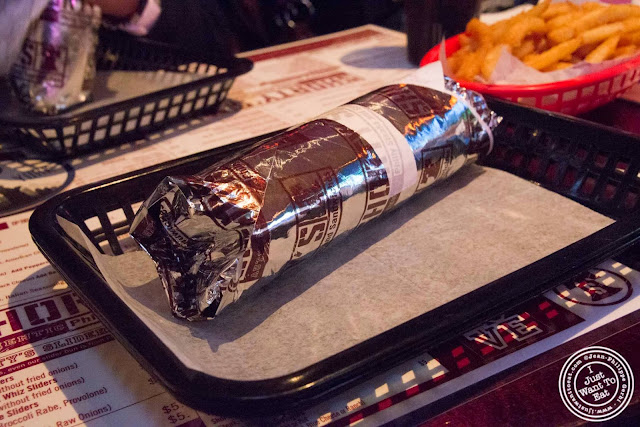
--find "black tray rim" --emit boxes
[28,99,640,417]
[0,57,253,128]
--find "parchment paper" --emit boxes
[58,164,614,381]
[489,49,639,85]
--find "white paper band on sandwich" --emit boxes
[319,62,493,197]
[321,104,419,198]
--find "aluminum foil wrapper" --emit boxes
[9,0,101,115]
[131,77,499,320]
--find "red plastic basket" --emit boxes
[420,34,640,115]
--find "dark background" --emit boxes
[145,0,536,56]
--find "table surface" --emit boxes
[1,22,640,427]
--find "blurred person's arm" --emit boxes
[89,0,162,36]
[89,0,235,58]
[88,0,140,18]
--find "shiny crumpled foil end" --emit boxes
[131,161,267,320]
[132,74,499,321]
[444,76,501,152]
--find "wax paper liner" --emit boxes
[130,66,499,320]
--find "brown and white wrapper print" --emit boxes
[10,0,101,114]
[130,63,499,320]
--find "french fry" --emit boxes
[458,17,493,81]
[459,33,473,49]
[513,39,536,59]
[448,46,472,74]
[581,22,624,45]
[575,42,599,59]
[620,30,640,47]
[556,62,574,70]
[524,37,582,70]
[542,2,576,20]
[447,54,462,75]
[543,61,573,72]
[503,17,546,47]
[489,0,547,41]
[597,5,634,25]
[534,36,549,54]
[490,20,511,44]
[581,2,606,12]
[457,50,484,81]
[466,18,492,45]
[572,9,608,33]
[481,44,510,80]
[622,17,640,34]
[585,35,620,63]
[613,45,638,59]
[547,11,584,31]
[548,26,576,44]
[525,0,552,18]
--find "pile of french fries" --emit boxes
[448,0,640,82]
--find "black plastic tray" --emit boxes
[29,99,640,416]
[0,29,252,158]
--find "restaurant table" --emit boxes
[1,22,640,427]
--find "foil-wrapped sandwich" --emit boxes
[10,0,101,114]
[131,68,498,320]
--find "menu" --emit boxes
[0,25,639,427]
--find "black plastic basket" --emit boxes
[0,29,252,158]
[29,99,640,416]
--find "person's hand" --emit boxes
[87,0,141,18]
